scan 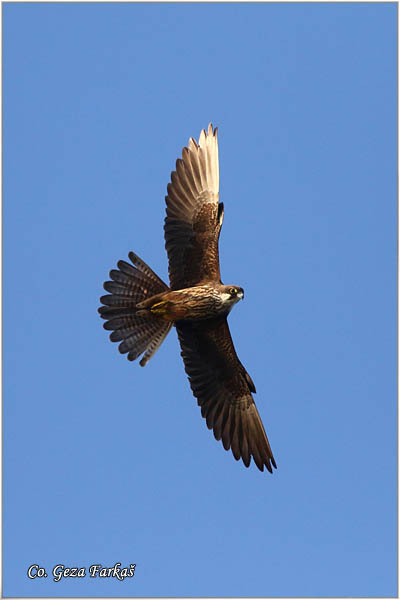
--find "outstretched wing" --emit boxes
[164,123,223,290]
[176,317,277,473]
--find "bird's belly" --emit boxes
[149,289,221,321]
[150,300,190,321]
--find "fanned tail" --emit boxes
[98,251,172,366]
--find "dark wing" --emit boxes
[164,123,224,290]
[176,317,277,473]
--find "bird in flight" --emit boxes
[99,124,277,473]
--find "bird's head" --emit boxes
[220,285,244,311]
[228,286,244,301]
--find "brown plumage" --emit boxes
[99,124,277,473]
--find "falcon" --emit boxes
[99,124,277,473]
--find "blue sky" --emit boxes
[4,2,397,597]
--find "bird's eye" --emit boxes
[230,287,237,295]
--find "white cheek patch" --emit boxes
[220,292,233,303]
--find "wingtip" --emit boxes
[252,457,276,474]
[198,123,218,145]
[189,136,198,150]
[206,122,218,137]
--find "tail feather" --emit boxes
[127,251,168,290]
[98,305,139,320]
[99,252,172,366]
[118,318,162,353]
[139,322,172,367]
[103,280,155,303]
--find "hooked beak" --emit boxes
[237,289,244,300]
